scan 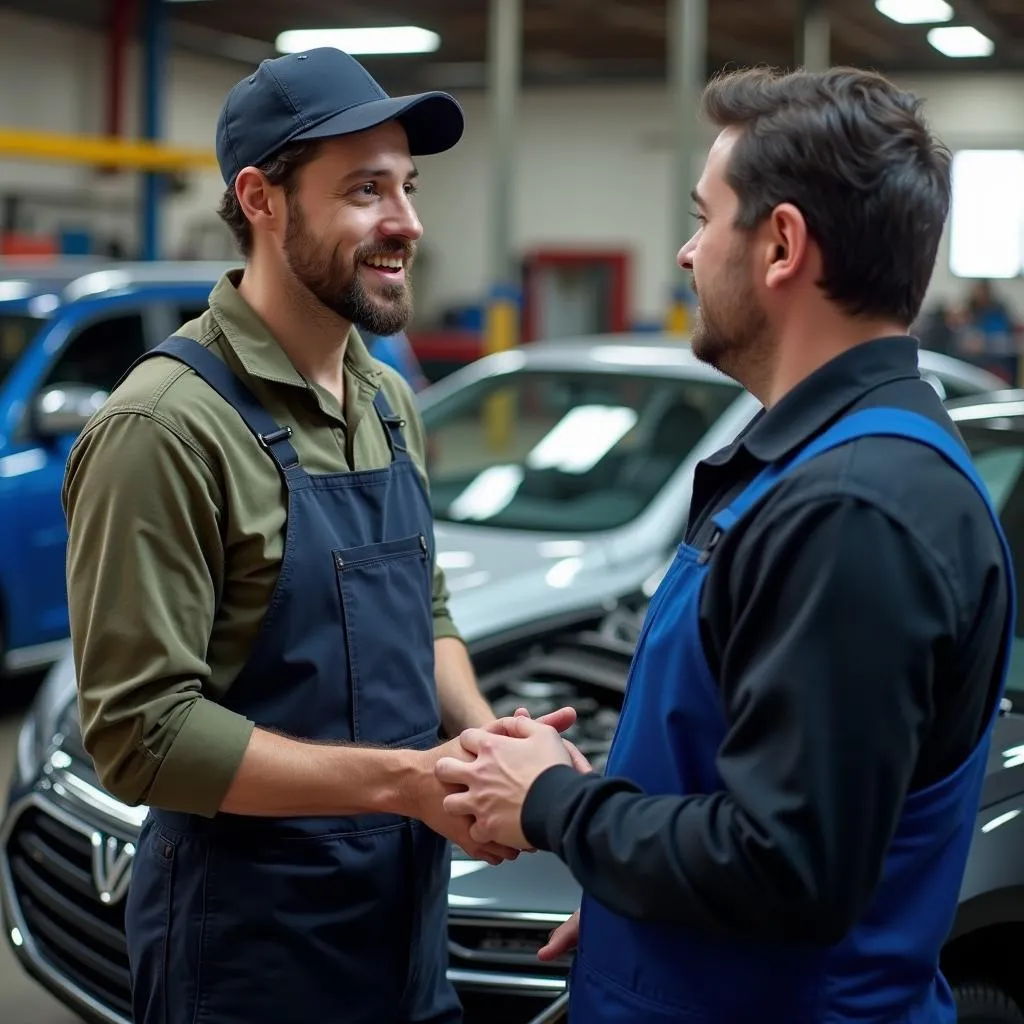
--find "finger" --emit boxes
[480,715,531,737]
[442,791,477,817]
[459,726,500,755]
[538,913,580,961]
[484,843,521,861]
[563,739,593,774]
[435,756,476,786]
[504,715,557,739]
[515,707,531,718]
[536,706,577,734]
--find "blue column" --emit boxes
[140,0,167,260]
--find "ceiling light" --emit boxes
[874,0,953,24]
[927,25,995,57]
[275,27,441,56]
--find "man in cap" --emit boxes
[63,48,574,1024]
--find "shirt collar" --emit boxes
[208,269,384,391]
[708,335,923,466]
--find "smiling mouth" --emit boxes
[363,255,406,277]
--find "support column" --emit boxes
[799,0,830,72]
[665,0,707,336]
[483,0,522,449]
[140,0,168,260]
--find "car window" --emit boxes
[422,368,739,532]
[43,312,146,394]
[0,313,44,384]
[967,432,1024,705]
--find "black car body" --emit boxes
[4,389,1024,1023]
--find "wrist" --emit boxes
[375,747,430,818]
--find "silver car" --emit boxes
[0,336,1008,1024]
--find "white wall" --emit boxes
[1,8,1022,325]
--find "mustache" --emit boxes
[355,241,416,264]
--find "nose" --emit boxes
[381,193,423,243]
[677,231,698,271]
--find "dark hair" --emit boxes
[700,66,952,326]
[216,140,323,257]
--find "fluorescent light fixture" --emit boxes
[927,25,995,57]
[276,27,441,56]
[874,0,953,24]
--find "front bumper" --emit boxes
[1,765,569,1024]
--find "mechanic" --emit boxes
[62,48,575,1024]
[436,66,1016,1023]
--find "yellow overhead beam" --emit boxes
[0,128,217,172]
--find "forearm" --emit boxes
[435,635,495,735]
[219,727,423,817]
[523,766,846,943]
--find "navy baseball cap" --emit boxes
[216,47,465,185]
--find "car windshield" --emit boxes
[422,367,740,532]
[0,312,42,382]
[964,425,1024,703]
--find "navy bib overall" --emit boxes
[123,336,460,1023]
[570,408,1015,1023]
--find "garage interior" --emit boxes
[1,1,1024,1023]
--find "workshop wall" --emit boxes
[2,8,1022,326]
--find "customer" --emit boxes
[437,65,1015,1024]
[63,47,572,1024]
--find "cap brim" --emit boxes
[293,92,464,156]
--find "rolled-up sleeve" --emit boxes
[63,409,254,817]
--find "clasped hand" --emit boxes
[433,708,592,853]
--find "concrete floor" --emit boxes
[0,674,82,1024]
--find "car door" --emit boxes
[10,308,147,659]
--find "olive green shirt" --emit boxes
[63,270,460,818]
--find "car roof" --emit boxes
[450,332,739,385]
[0,258,237,305]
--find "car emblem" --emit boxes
[90,832,135,905]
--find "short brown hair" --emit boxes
[700,66,952,326]
[216,141,323,258]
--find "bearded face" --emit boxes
[690,231,769,380]
[283,193,416,337]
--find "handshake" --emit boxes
[416,705,592,864]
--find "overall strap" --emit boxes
[372,387,411,456]
[713,408,982,531]
[711,406,1017,726]
[137,335,302,477]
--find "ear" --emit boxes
[234,167,286,238]
[761,203,810,291]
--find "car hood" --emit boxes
[982,708,1024,809]
[434,521,663,644]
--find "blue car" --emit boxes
[0,258,429,678]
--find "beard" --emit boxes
[283,198,415,336]
[690,239,769,381]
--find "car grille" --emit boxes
[448,913,573,976]
[6,805,132,1018]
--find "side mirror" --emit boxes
[32,384,109,438]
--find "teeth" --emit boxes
[365,256,404,269]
